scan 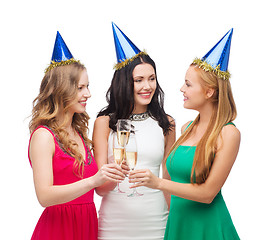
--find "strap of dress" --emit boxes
[186,121,235,127]
[225,122,235,127]
[29,125,57,145]
[184,121,235,133]
[185,121,193,130]
[28,125,57,166]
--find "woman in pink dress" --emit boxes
[28,32,124,240]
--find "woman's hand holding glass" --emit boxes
[94,163,125,187]
[128,169,160,190]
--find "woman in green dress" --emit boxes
[129,28,240,239]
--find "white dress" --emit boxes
[98,117,169,240]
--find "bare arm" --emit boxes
[30,128,124,207]
[162,116,176,209]
[130,124,240,204]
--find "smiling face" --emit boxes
[69,69,91,114]
[132,63,157,113]
[180,66,213,111]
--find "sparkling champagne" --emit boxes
[113,148,124,165]
[126,151,137,170]
[117,131,130,147]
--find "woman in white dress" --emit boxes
[92,23,175,240]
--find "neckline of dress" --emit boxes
[179,145,197,148]
[129,112,150,121]
[42,125,92,165]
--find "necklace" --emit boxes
[129,112,150,121]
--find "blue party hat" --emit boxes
[45,31,81,73]
[112,22,147,70]
[193,28,233,80]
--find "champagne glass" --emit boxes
[112,134,125,193]
[117,119,131,148]
[125,132,143,197]
[113,119,131,193]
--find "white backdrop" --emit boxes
[1,0,267,239]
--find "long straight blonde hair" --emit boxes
[29,62,92,177]
[168,64,237,184]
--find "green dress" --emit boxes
[164,123,239,240]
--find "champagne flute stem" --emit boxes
[117,160,125,193]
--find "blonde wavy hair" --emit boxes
[29,62,92,177]
[168,63,237,184]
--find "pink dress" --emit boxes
[28,126,98,240]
